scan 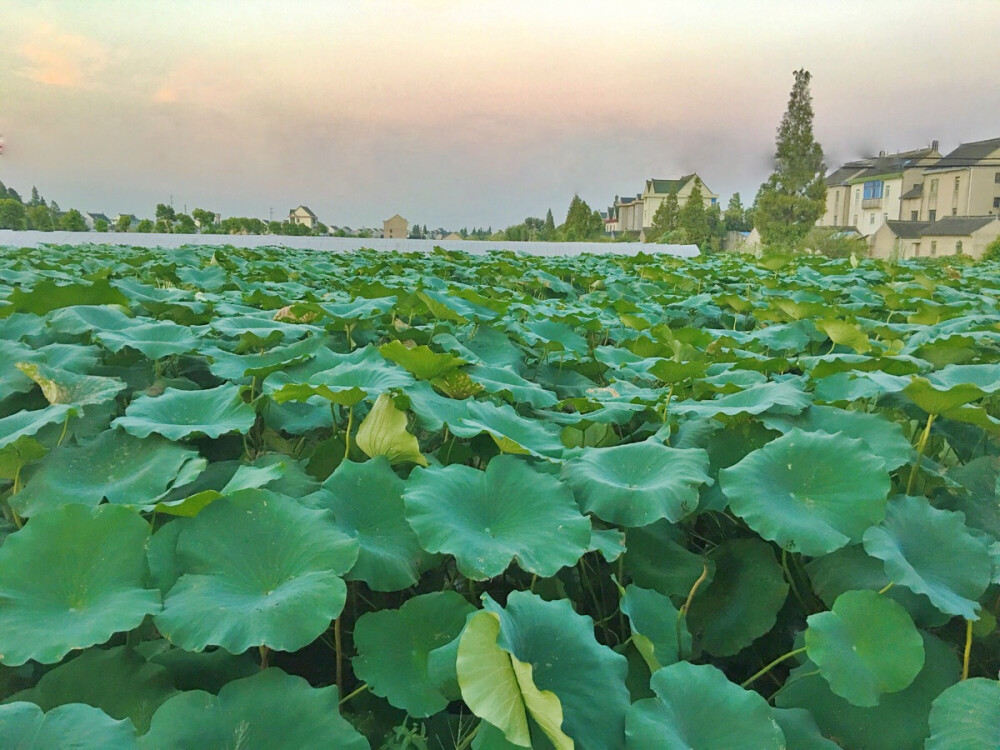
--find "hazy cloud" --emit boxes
[16,22,109,88]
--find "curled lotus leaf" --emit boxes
[720,428,890,556]
[94,320,201,360]
[0,702,138,750]
[113,384,257,440]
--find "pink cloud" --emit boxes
[17,22,109,88]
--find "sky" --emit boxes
[1,1,999,230]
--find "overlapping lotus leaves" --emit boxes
[720,428,891,556]
[13,430,205,516]
[8,646,177,733]
[467,365,559,408]
[404,456,590,580]
[687,538,789,657]
[805,590,925,707]
[0,504,161,666]
[306,458,428,591]
[625,662,786,749]
[561,441,711,526]
[155,491,359,653]
[354,392,428,466]
[273,346,414,406]
[378,339,466,380]
[15,362,126,408]
[620,584,691,671]
[154,461,285,518]
[760,404,912,471]
[464,592,630,748]
[925,678,1000,750]
[113,384,257,440]
[209,315,317,342]
[139,669,369,749]
[0,702,138,749]
[770,708,840,750]
[862,494,993,619]
[2,277,130,317]
[94,321,201,360]
[669,378,811,418]
[352,592,475,716]
[623,520,711,598]
[46,304,134,335]
[777,633,959,750]
[205,336,325,381]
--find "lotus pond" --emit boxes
[0,243,998,748]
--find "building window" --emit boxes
[863,181,884,199]
[914,243,920,256]
[931,241,937,255]
[911,211,919,220]
[952,207,958,216]
[930,178,939,194]
[993,197,1000,208]
[885,185,891,200]
[995,172,1000,183]
[956,241,964,255]
[853,214,858,225]
[954,176,961,193]
[870,214,875,225]
[929,209,937,221]
[855,189,860,204]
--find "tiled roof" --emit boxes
[920,216,999,236]
[883,220,931,239]
[648,174,696,194]
[926,137,1000,170]
[899,184,923,200]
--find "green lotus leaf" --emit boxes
[155,491,358,653]
[925,678,1000,750]
[805,590,924,707]
[904,376,985,415]
[355,392,428,466]
[0,436,46,481]
[625,662,785,750]
[620,584,690,672]
[927,363,1000,393]
[209,315,317,342]
[15,362,126,408]
[307,458,429,591]
[2,277,130,317]
[623,520,712,598]
[378,339,467,380]
[862,495,992,619]
[805,545,950,628]
[720,428,890,556]
[561,441,710,527]
[761,404,912,471]
[404,456,591,580]
[46,304,134,335]
[0,504,161,666]
[770,707,840,749]
[0,702,138,749]
[669,379,811,419]
[451,400,565,460]
[113,384,257,440]
[816,318,871,354]
[687,538,789,657]
[0,404,74,450]
[777,632,959,750]
[308,348,414,392]
[589,526,626,562]
[13,431,205,517]
[154,461,285,518]
[461,592,629,748]
[467,365,558,408]
[94,321,201,360]
[205,336,325,381]
[400,380,473,432]
[137,642,258,693]
[352,592,475,717]
[140,669,369,749]
[8,647,177,734]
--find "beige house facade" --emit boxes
[611,174,717,235]
[383,214,408,239]
[916,138,1000,222]
[869,216,1000,260]
[289,205,318,229]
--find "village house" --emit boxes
[383,214,408,239]
[915,137,1000,222]
[610,174,718,239]
[83,212,112,230]
[869,216,1000,260]
[288,205,319,229]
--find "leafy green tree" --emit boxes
[313,222,328,235]
[544,209,555,232]
[58,209,88,232]
[49,200,60,214]
[357,228,372,239]
[755,69,826,250]
[724,193,750,231]
[678,179,710,249]
[174,214,197,234]
[650,192,679,240]
[192,208,217,232]
[26,205,54,231]
[563,195,602,240]
[136,219,154,233]
[94,218,109,232]
[267,220,282,234]
[114,215,133,232]
[29,187,45,207]
[0,199,27,229]
[980,236,1000,262]
[154,219,172,233]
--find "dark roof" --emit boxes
[291,205,318,218]
[847,147,941,183]
[920,216,999,237]
[825,165,868,186]
[926,137,1000,170]
[87,212,111,222]
[899,184,922,200]
[648,174,696,194]
[883,220,931,239]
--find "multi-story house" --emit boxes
[288,205,319,229]
[915,137,1000,222]
[612,174,718,237]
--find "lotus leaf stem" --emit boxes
[740,646,807,689]
[334,616,343,697]
[338,683,370,705]
[906,412,936,495]
[343,406,354,461]
[961,619,972,680]
[878,581,895,595]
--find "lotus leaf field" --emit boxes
[0,242,999,749]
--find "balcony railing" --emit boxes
[862,197,882,209]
